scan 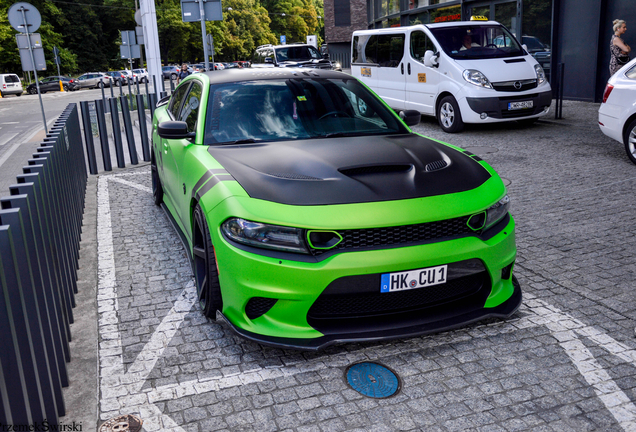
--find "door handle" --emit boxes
[401,63,404,75]
[408,63,411,75]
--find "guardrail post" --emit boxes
[79,101,98,175]
[120,96,139,165]
[109,98,126,168]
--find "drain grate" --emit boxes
[345,362,401,398]
[99,414,143,432]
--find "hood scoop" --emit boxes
[339,164,412,176]
[266,172,323,181]
[504,58,526,63]
[425,160,448,172]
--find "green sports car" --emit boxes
[151,68,521,350]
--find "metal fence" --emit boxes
[0,104,87,427]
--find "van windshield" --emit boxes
[429,25,524,60]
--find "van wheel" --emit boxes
[437,96,464,133]
[623,118,636,165]
[357,98,375,117]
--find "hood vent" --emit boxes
[504,58,526,63]
[339,164,412,176]
[425,160,448,172]
[266,172,322,180]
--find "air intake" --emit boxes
[339,164,412,176]
[266,172,322,180]
[425,160,448,172]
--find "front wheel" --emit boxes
[192,204,223,320]
[98,81,104,89]
[437,96,464,133]
[151,153,163,205]
[623,118,636,165]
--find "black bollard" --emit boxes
[79,101,98,175]
[136,94,150,162]
[120,96,138,165]
[109,98,126,168]
[95,99,112,171]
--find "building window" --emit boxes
[335,0,351,26]
[429,5,461,23]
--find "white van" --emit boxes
[351,21,552,132]
[0,74,23,97]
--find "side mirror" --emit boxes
[157,121,196,141]
[264,57,274,63]
[522,44,528,54]
[322,53,330,59]
[399,110,421,127]
[423,50,439,68]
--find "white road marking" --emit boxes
[108,177,152,194]
[0,117,58,170]
[1,121,19,124]
[0,133,18,147]
[96,170,636,431]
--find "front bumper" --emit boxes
[462,90,552,122]
[213,214,520,350]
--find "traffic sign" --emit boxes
[180,0,223,22]
[16,33,46,71]
[280,35,286,45]
[8,2,41,33]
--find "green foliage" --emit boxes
[0,0,325,74]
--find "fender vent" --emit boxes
[425,160,448,172]
[266,172,322,180]
[246,297,278,320]
[340,164,412,176]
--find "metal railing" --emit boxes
[0,104,87,427]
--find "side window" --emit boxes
[252,50,262,64]
[410,31,434,63]
[377,34,405,67]
[364,35,379,64]
[179,82,203,132]
[169,84,190,120]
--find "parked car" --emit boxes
[26,76,79,94]
[150,69,521,349]
[599,57,636,165]
[76,72,112,89]
[119,70,138,83]
[252,43,334,70]
[106,71,128,85]
[162,65,180,80]
[352,21,552,133]
[132,68,148,83]
[192,64,207,73]
[0,73,23,97]
[522,35,551,81]
[213,63,225,70]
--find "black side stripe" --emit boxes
[472,156,483,162]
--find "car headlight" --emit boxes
[222,218,309,254]
[485,195,510,230]
[462,69,493,89]
[534,64,546,85]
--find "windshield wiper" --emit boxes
[212,138,259,145]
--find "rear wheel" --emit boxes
[623,118,636,165]
[171,73,177,80]
[192,204,223,320]
[437,96,464,133]
[63,84,69,92]
[28,87,37,95]
[98,81,104,89]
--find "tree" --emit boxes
[260,0,323,44]
[219,0,276,61]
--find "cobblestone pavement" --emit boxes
[95,102,636,432]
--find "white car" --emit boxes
[132,68,148,83]
[598,57,636,165]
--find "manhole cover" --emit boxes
[99,414,143,432]
[463,146,499,155]
[345,362,401,398]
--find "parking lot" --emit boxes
[65,100,636,432]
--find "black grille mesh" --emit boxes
[311,216,473,256]
[245,297,278,320]
[308,273,486,318]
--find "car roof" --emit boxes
[197,68,347,85]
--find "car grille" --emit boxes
[308,272,487,319]
[310,216,473,256]
[492,79,537,92]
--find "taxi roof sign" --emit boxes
[470,15,488,21]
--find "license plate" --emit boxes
[381,264,448,293]
[508,101,533,110]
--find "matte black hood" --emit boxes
[208,134,491,206]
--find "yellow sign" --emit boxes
[361,67,372,77]
[470,15,489,21]
[418,73,427,83]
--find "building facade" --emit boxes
[325,0,635,102]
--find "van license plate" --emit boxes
[381,265,447,293]
[508,101,533,110]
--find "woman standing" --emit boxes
[610,19,631,76]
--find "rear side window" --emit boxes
[377,34,405,67]
[410,31,435,63]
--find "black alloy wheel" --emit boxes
[28,87,37,95]
[192,204,223,320]
[151,152,163,206]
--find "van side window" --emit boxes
[377,34,405,67]
[364,35,379,64]
[410,31,435,63]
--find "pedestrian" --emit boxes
[610,19,631,76]
[177,64,191,84]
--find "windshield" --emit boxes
[522,36,547,52]
[275,45,322,62]
[429,25,524,59]
[204,78,407,145]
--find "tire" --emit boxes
[151,153,163,206]
[171,73,177,80]
[63,85,69,92]
[357,97,375,118]
[28,87,37,95]
[16,93,21,97]
[437,96,464,133]
[623,118,636,165]
[98,81,104,89]
[192,204,223,320]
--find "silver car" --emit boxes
[76,72,112,89]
